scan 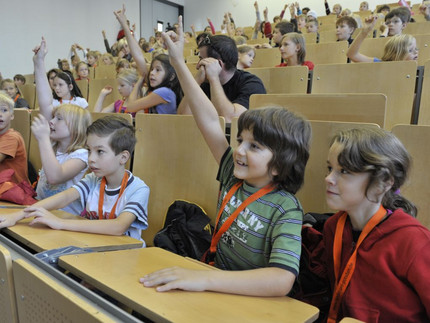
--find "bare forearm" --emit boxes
[204,267,294,296]
[55,218,129,235]
[93,93,108,112]
[34,59,54,119]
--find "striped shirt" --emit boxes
[214,147,303,276]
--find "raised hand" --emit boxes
[33,37,48,64]
[31,114,51,142]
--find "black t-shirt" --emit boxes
[200,69,266,109]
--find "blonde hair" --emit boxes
[0,91,14,112]
[282,32,307,65]
[238,45,255,55]
[116,69,138,86]
[100,53,114,65]
[382,34,416,61]
[117,39,128,52]
[51,104,91,153]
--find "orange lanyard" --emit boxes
[327,205,387,323]
[210,182,275,254]
[117,100,130,114]
[13,94,20,102]
[98,172,129,220]
[59,96,74,104]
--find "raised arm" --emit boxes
[114,5,147,77]
[162,17,228,164]
[33,37,54,120]
[31,115,87,185]
[93,86,115,112]
[347,15,378,63]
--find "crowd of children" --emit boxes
[0,1,429,322]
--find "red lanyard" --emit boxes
[98,172,129,220]
[210,182,275,254]
[13,94,20,102]
[59,96,74,104]
[327,205,387,323]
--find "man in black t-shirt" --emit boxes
[178,35,265,123]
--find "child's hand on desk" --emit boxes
[24,206,64,230]
[0,211,24,229]
[140,267,208,292]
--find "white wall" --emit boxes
[183,0,422,33]
[1,0,140,78]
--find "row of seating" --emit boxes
[10,107,430,245]
[248,60,423,130]
[0,242,122,322]
[250,33,430,67]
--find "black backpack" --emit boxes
[153,200,213,260]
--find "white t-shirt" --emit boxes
[53,97,88,109]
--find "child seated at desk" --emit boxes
[141,17,311,297]
[0,115,150,244]
[0,92,30,185]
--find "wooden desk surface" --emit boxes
[59,247,320,323]
[0,203,142,252]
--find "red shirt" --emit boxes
[276,61,314,70]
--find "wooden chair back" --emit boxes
[246,66,308,94]
[87,79,121,111]
[311,61,417,129]
[75,80,89,101]
[17,84,36,109]
[247,38,270,45]
[306,41,349,64]
[28,110,42,174]
[249,93,386,127]
[252,48,282,68]
[23,74,35,85]
[94,65,116,79]
[11,109,31,155]
[392,124,430,229]
[133,114,223,246]
[12,259,115,323]
[318,30,338,43]
[303,33,317,44]
[418,60,430,125]
[0,246,17,323]
[404,22,430,35]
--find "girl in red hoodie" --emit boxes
[324,128,430,323]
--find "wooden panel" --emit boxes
[303,32,317,44]
[246,66,308,94]
[94,65,116,79]
[17,84,36,109]
[75,80,89,101]
[13,259,115,323]
[28,110,42,174]
[11,109,31,155]
[0,245,18,323]
[306,41,349,64]
[311,61,417,129]
[133,115,222,246]
[392,124,430,229]
[87,78,121,112]
[59,247,319,323]
[404,22,430,36]
[298,121,380,213]
[249,93,386,127]
[252,48,282,68]
[418,60,430,125]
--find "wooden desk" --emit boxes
[0,204,142,252]
[59,247,320,323]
